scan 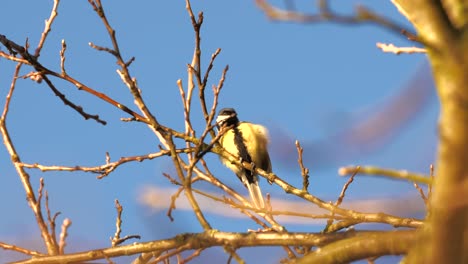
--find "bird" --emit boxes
[216,108,272,209]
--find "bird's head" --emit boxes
[216,108,239,129]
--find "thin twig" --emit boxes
[58,218,72,254]
[41,73,107,125]
[19,148,195,179]
[111,199,123,246]
[35,0,60,57]
[13,230,417,264]
[111,200,141,246]
[427,164,434,198]
[243,163,424,228]
[295,140,310,191]
[177,79,195,139]
[179,248,205,264]
[0,63,58,255]
[196,191,347,221]
[336,167,358,207]
[151,244,192,263]
[60,39,67,75]
[224,247,245,264]
[255,0,416,41]
[413,182,428,205]
[324,167,359,232]
[339,165,432,185]
[45,189,60,250]
[0,34,140,124]
[0,241,44,257]
[167,186,184,222]
[88,0,167,144]
[376,42,426,54]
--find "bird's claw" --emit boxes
[250,162,256,171]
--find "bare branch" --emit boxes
[18,148,195,178]
[0,63,58,255]
[41,73,107,125]
[111,200,141,247]
[413,182,428,205]
[376,42,426,54]
[0,34,144,124]
[58,218,72,254]
[339,165,432,185]
[0,241,44,257]
[324,167,358,232]
[255,0,415,39]
[35,0,60,57]
[297,229,417,264]
[295,140,310,192]
[59,39,67,75]
[14,230,416,264]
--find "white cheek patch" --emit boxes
[216,115,229,124]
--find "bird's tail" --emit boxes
[246,181,265,209]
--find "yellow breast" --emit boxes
[219,122,271,174]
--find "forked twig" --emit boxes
[295,140,310,191]
[0,63,58,255]
[111,200,141,246]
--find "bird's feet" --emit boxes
[249,162,256,176]
[238,158,256,174]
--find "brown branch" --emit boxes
[208,141,423,228]
[0,63,58,255]
[206,142,424,228]
[41,73,107,125]
[151,244,192,263]
[427,164,434,199]
[0,51,30,64]
[324,167,358,232]
[167,186,184,222]
[251,164,424,228]
[177,79,195,138]
[392,0,458,51]
[59,39,67,75]
[297,230,417,264]
[35,0,60,57]
[13,230,412,264]
[44,189,60,250]
[225,247,244,264]
[160,130,212,230]
[335,167,358,207]
[111,199,124,247]
[87,0,166,144]
[295,140,310,191]
[18,148,195,178]
[339,165,432,185]
[413,182,428,205]
[0,34,144,124]
[110,200,141,247]
[188,68,228,165]
[255,0,415,40]
[196,189,346,221]
[0,241,44,257]
[180,248,204,264]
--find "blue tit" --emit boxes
[216,108,272,209]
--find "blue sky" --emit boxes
[0,1,437,263]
